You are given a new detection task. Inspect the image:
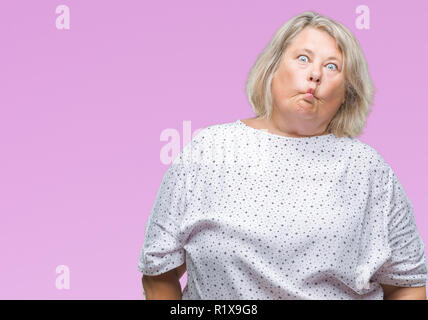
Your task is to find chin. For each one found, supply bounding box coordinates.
[295,102,317,115]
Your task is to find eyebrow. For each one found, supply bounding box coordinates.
[298,48,341,62]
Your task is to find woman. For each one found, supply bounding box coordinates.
[138,11,427,300]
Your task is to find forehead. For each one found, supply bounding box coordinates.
[287,27,342,58]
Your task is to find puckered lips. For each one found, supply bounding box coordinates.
[303,88,316,103]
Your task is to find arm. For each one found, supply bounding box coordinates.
[142,262,187,300]
[381,283,427,300]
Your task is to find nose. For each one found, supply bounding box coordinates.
[309,75,320,82]
[309,73,320,83]
[308,66,321,83]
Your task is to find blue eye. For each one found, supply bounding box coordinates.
[326,63,338,71]
[297,55,338,71]
[297,55,308,62]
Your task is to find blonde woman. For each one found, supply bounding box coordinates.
[138,11,427,300]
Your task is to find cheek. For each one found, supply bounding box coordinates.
[273,66,300,94]
[331,74,345,90]
[324,77,345,99]
[272,77,292,102]
[284,63,304,81]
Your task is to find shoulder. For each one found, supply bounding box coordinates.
[196,120,238,138]
[351,139,396,189]
[190,120,239,147]
[343,137,392,176]
[176,120,237,165]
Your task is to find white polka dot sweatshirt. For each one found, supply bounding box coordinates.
[138,119,427,300]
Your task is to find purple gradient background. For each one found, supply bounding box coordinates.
[0,0,427,299]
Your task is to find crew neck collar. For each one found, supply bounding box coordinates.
[236,119,335,141]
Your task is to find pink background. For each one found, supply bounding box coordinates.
[0,0,427,299]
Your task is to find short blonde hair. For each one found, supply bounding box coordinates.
[245,11,375,138]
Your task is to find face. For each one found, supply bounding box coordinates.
[270,26,346,136]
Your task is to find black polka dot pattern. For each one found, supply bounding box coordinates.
[138,119,427,300]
